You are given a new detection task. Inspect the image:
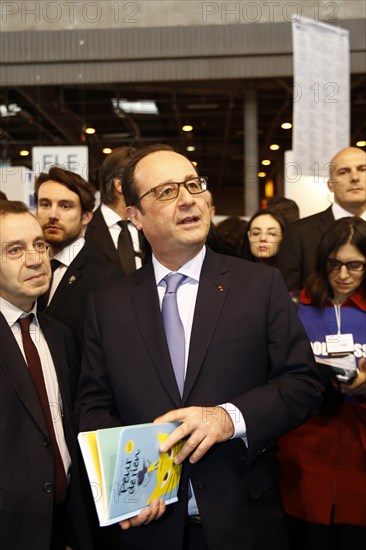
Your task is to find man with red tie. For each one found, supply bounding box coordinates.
[0,200,91,550]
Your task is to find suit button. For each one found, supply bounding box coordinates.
[43,482,53,494]
[43,438,50,448]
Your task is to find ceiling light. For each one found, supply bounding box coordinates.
[85,127,96,135]
[112,98,159,115]
[356,140,366,147]
[262,159,271,166]
[102,147,112,154]
[19,149,30,156]
[269,144,280,151]
[265,179,274,198]
[182,125,193,132]
[258,171,266,177]
[0,103,22,117]
[192,161,198,166]
[186,145,196,152]
[281,122,292,130]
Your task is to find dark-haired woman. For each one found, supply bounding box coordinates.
[277,216,366,550]
[241,209,286,267]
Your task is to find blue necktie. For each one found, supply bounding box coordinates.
[162,273,187,397]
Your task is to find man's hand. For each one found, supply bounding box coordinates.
[154,406,234,464]
[119,499,166,530]
[340,358,366,396]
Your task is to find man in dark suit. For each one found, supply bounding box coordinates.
[34,166,121,368]
[0,200,91,550]
[77,145,324,550]
[277,147,366,291]
[85,146,150,272]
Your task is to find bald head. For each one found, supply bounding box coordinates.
[328,147,366,216]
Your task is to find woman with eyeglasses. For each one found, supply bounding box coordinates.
[240,209,286,267]
[277,216,366,550]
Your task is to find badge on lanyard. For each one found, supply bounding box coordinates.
[325,333,354,356]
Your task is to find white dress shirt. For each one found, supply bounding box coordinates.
[332,202,366,221]
[48,236,85,303]
[0,296,71,477]
[101,203,142,269]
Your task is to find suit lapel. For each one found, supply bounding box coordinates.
[317,206,334,233]
[130,264,182,406]
[39,315,70,408]
[183,250,231,402]
[47,245,88,313]
[0,313,49,434]
[87,207,120,265]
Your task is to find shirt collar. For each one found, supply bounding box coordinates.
[0,296,39,328]
[332,202,366,221]
[153,246,206,286]
[52,237,85,267]
[299,287,366,312]
[101,203,124,228]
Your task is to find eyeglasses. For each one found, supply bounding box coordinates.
[2,241,49,260]
[327,259,366,273]
[134,176,208,204]
[248,230,282,240]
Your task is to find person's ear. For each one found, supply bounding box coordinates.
[82,210,93,226]
[113,178,123,195]
[126,205,142,231]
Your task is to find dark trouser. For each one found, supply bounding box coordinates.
[183,516,209,550]
[50,502,67,550]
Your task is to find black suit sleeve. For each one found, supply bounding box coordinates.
[277,222,305,291]
[231,269,324,465]
[76,293,122,431]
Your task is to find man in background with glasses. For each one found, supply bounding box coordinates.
[77,144,324,550]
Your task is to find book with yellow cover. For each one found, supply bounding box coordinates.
[78,422,183,526]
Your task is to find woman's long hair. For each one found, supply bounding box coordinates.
[305,217,366,306]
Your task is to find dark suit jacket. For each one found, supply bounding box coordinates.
[0,312,92,550]
[44,242,122,372]
[277,206,335,291]
[85,207,121,267]
[77,249,324,550]
[85,206,150,271]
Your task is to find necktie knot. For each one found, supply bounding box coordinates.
[18,314,33,334]
[117,219,129,230]
[50,259,61,273]
[164,273,186,294]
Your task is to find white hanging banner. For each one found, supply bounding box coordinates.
[32,146,88,179]
[292,17,350,179]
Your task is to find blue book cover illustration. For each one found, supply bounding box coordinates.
[78,422,183,526]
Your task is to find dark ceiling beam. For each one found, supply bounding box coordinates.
[15,86,83,144]
[217,96,235,190]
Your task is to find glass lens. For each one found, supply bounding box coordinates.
[327,259,365,272]
[186,177,205,193]
[346,261,365,272]
[154,183,179,201]
[154,177,207,201]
